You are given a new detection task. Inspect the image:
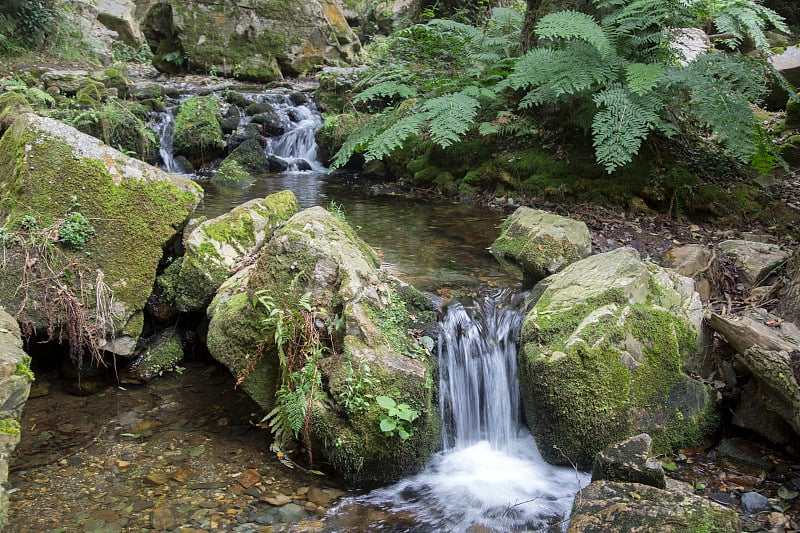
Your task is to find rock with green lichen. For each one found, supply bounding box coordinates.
[211,158,255,189]
[140,0,361,81]
[491,207,592,284]
[0,92,34,135]
[130,327,185,379]
[207,206,441,485]
[164,190,299,313]
[518,247,716,469]
[0,306,33,530]
[173,95,225,166]
[0,113,202,356]
[592,433,666,489]
[567,479,740,532]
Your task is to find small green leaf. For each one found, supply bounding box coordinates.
[661,457,677,471]
[778,488,799,500]
[380,417,397,433]
[376,395,396,409]
[398,427,411,440]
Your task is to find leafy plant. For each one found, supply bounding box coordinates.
[376,395,419,440]
[331,0,788,174]
[58,211,95,251]
[111,41,153,63]
[336,360,375,415]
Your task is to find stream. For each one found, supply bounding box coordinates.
[10,83,793,533]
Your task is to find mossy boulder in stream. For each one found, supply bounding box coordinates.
[490,207,592,284]
[518,247,716,469]
[160,190,299,313]
[0,114,202,356]
[207,206,441,485]
[173,95,225,166]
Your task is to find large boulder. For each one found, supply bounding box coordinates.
[0,307,33,530]
[141,0,361,81]
[568,479,740,532]
[0,114,202,356]
[490,207,592,284]
[207,206,441,485]
[159,190,299,313]
[518,247,716,469]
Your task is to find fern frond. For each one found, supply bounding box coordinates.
[329,113,385,169]
[626,62,665,96]
[354,82,418,104]
[536,11,614,59]
[511,44,621,107]
[364,113,427,162]
[592,84,663,172]
[710,1,787,53]
[422,92,481,148]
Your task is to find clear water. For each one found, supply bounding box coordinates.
[155,89,588,531]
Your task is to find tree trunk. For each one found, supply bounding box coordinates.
[520,0,542,53]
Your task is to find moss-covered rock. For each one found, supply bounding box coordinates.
[0,114,202,355]
[0,92,34,136]
[167,190,299,313]
[211,159,255,188]
[518,247,715,469]
[490,207,592,284]
[568,480,740,532]
[206,206,440,485]
[173,95,225,166]
[0,307,33,530]
[223,138,271,175]
[141,0,361,81]
[130,327,185,379]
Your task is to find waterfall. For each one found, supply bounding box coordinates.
[326,290,590,532]
[262,94,325,172]
[153,111,180,173]
[438,291,523,450]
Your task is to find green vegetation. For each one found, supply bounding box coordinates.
[0,417,21,436]
[376,395,420,440]
[58,212,95,251]
[330,0,790,176]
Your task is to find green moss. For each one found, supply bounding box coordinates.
[521,285,711,467]
[212,159,255,188]
[0,417,21,436]
[0,117,200,338]
[173,95,225,164]
[14,355,35,382]
[133,329,184,378]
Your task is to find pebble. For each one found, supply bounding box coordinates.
[741,491,771,514]
[262,493,292,506]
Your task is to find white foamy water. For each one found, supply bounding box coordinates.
[326,291,589,532]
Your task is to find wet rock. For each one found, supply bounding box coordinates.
[221,106,241,133]
[144,472,170,485]
[267,154,290,171]
[252,110,285,137]
[741,491,771,514]
[518,247,712,468]
[263,493,292,506]
[0,307,33,530]
[150,504,179,530]
[592,434,666,489]
[715,438,777,473]
[717,239,788,287]
[173,95,226,165]
[237,468,262,489]
[490,207,591,284]
[306,486,345,507]
[223,138,271,175]
[207,207,441,485]
[290,92,308,105]
[128,82,165,101]
[278,502,307,522]
[211,158,256,189]
[160,190,298,313]
[568,479,740,532]
[0,114,202,355]
[130,327,185,379]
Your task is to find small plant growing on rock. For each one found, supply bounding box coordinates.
[376,395,418,440]
[58,212,95,250]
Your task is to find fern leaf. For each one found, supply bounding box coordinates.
[536,10,614,59]
[422,92,481,148]
[592,84,662,172]
[353,82,418,104]
[364,113,427,162]
[626,62,664,96]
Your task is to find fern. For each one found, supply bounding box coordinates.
[354,81,418,105]
[423,92,481,147]
[625,62,665,96]
[592,84,663,171]
[536,11,615,58]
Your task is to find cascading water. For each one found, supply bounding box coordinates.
[263,94,325,172]
[152,110,180,173]
[327,290,589,532]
